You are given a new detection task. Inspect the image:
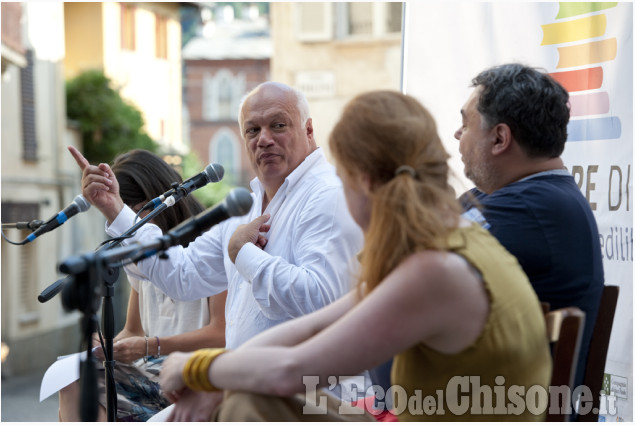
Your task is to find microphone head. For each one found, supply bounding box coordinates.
[225,187,253,217]
[74,195,91,212]
[205,163,225,183]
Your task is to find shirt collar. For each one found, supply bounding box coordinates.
[517,168,570,183]
[249,147,325,198]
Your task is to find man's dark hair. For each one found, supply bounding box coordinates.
[472,63,570,158]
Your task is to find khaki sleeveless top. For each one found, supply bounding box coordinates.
[391,224,551,421]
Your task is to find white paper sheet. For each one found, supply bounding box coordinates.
[39,351,86,402]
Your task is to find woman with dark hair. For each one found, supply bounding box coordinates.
[159,91,551,421]
[113,149,203,243]
[59,149,227,421]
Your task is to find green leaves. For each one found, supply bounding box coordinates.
[66,70,158,164]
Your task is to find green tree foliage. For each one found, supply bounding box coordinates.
[66,70,158,165]
[182,152,235,208]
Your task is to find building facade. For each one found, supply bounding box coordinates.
[183,11,270,187]
[1,2,105,376]
[270,2,403,158]
[64,2,185,155]
[1,1,190,376]
[182,2,402,183]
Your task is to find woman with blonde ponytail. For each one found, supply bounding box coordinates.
[159,91,551,421]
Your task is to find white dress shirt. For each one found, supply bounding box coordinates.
[106,148,364,349]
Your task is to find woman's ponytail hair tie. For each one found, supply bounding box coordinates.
[394,165,417,179]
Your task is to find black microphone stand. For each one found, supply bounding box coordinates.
[58,247,105,421]
[62,257,101,421]
[54,185,249,421]
[47,201,176,422]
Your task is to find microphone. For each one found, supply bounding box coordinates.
[25,195,91,243]
[58,188,253,275]
[1,220,44,230]
[137,163,225,215]
[176,163,224,198]
[167,187,252,246]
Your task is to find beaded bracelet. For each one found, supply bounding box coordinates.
[155,336,160,357]
[182,348,228,392]
[144,336,149,363]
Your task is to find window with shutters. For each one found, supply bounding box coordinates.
[17,237,38,324]
[217,80,232,119]
[295,3,333,42]
[202,70,245,122]
[20,50,37,162]
[1,202,40,324]
[296,3,402,42]
[209,128,239,183]
[348,3,373,36]
[386,2,403,34]
[121,4,136,51]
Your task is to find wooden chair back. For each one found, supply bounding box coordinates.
[541,301,551,316]
[576,285,619,422]
[545,307,585,422]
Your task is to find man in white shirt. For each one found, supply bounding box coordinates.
[69,82,365,420]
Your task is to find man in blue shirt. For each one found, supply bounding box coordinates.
[456,63,604,393]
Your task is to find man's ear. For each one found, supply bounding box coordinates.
[491,123,512,156]
[305,117,314,137]
[305,118,317,149]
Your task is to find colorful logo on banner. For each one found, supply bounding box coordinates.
[541,2,621,142]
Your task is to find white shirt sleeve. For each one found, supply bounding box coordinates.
[106,205,228,301]
[235,185,362,320]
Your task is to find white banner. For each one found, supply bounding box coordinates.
[403,2,632,421]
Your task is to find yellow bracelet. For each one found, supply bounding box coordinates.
[185,353,210,390]
[193,353,212,390]
[190,348,226,391]
[182,348,228,392]
[183,353,205,390]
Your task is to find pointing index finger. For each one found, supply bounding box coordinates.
[67,146,90,171]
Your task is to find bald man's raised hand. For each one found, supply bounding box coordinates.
[68,146,124,223]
